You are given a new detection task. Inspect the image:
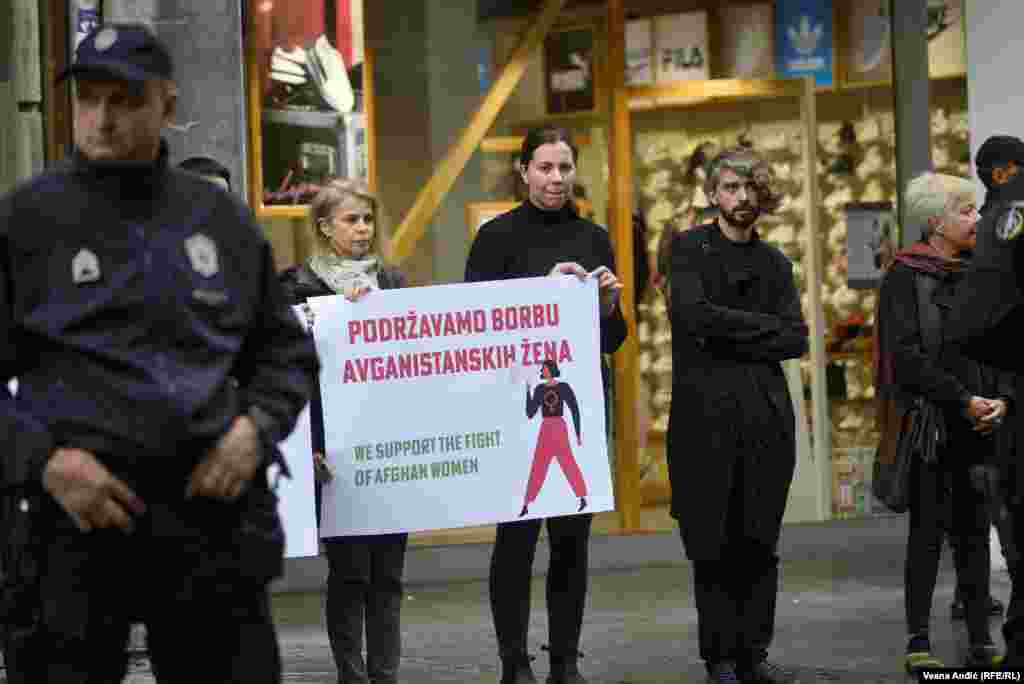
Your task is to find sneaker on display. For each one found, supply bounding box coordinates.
[307,35,354,113]
[271,47,308,85]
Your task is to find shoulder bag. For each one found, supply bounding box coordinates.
[872,273,948,512]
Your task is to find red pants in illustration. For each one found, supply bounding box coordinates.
[524,417,588,505]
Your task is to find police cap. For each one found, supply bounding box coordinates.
[56,23,173,84]
[976,135,1024,176]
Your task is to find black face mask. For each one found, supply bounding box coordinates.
[1000,170,1024,201]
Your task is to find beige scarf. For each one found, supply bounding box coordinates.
[308,253,380,294]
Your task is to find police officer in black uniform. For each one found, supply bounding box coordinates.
[0,24,317,683]
[949,157,1024,669]
[945,135,1024,624]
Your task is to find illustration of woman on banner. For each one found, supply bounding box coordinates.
[521,359,588,517]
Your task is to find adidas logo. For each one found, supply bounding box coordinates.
[787,15,822,57]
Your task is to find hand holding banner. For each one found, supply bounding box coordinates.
[309,276,615,536]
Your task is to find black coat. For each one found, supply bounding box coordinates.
[278,261,407,456]
[878,261,1015,463]
[949,174,1024,373]
[667,222,808,561]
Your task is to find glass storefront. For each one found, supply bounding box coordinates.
[43,0,973,539]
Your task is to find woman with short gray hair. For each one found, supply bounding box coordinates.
[876,172,1012,671]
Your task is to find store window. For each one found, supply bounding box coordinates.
[247,0,368,213]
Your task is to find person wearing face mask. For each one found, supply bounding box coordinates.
[667,148,808,684]
[465,126,627,684]
[876,172,1014,671]
[278,179,409,684]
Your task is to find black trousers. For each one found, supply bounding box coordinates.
[324,534,408,684]
[489,513,593,665]
[2,486,283,684]
[905,455,991,647]
[684,458,780,669]
[1002,499,1024,666]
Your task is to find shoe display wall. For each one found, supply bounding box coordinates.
[598,86,972,503]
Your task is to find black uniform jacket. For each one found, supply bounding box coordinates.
[948,174,1024,374]
[0,144,318,491]
[667,221,808,560]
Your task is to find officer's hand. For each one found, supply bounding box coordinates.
[43,448,146,533]
[186,415,262,501]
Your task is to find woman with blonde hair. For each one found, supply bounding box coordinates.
[876,172,1013,671]
[279,178,409,684]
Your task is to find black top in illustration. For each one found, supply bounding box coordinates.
[526,372,581,441]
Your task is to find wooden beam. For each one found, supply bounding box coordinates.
[608,0,641,533]
[43,0,72,164]
[799,74,831,522]
[390,0,569,262]
[481,133,592,154]
[627,77,806,104]
[640,480,671,506]
[244,5,266,216]
[364,43,377,194]
[258,205,311,220]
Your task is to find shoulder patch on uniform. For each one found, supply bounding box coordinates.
[72,248,101,284]
[997,202,1024,242]
[185,233,219,278]
[94,27,118,52]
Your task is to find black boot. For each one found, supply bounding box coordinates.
[546,650,587,684]
[738,660,796,684]
[706,661,739,684]
[500,655,537,684]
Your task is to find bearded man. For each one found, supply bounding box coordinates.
[667,148,808,684]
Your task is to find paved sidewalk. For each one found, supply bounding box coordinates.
[104,515,1014,683]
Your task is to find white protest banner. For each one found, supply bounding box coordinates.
[273,404,320,558]
[271,299,320,559]
[310,276,614,536]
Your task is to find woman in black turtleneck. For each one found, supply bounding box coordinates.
[465,126,627,684]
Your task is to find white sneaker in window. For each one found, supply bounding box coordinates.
[271,46,309,84]
[307,35,354,113]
